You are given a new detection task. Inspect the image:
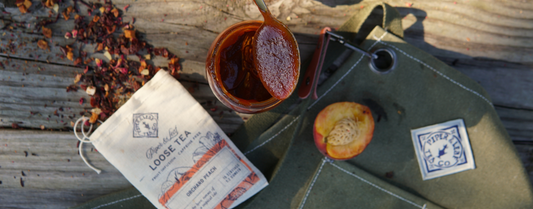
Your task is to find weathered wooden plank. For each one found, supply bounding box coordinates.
[434,56,533,110]
[0,130,130,208]
[0,14,75,65]
[495,106,533,142]
[0,188,125,209]
[0,57,89,130]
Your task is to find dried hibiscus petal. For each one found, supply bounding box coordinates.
[74,57,82,65]
[168,57,181,76]
[78,29,85,39]
[72,29,78,38]
[66,85,78,92]
[62,11,69,20]
[42,27,52,38]
[113,47,120,55]
[44,0,55,8]
[64,45,75,61]
[106,25,116,34]
[120,45,129,55]
[162,48,170,58]
[132,81,141,91]
[16,0,31,14]
[117,67,128,74]
[23,0,31,9]
[67,51,74,61]
[37,40,49,50]
[138,60,147,72]
[63,6,73,20]
[96,43,104,51]
[90,97,97,107]
[95,58,103,67]
[18,5,28,14]
[89,112,99,123]
[124,29,135,40]
[99,112,108,121]
[74,74,82,83]
[111,8,119,17]
[84,58,94,65]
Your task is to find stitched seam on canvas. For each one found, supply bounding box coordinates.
[244,116,300,156]
[307,32,388,110]
[329,162,423,209]
[92,194,143,209]
[298,158,327,209]
[375,34,492,106]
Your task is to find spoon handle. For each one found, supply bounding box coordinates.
[254,0,268,13]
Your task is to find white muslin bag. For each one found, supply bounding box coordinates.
[87,70,268,209]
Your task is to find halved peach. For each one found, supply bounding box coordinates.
[313,102,374,160]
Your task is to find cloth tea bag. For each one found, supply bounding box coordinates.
[83,70,268,209]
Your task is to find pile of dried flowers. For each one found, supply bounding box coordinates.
[35,0,181,124]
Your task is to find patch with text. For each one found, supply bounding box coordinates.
[411,119,475,180]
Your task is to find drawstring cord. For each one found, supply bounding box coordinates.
[74,117,102,174]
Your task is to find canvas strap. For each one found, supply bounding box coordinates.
[338,2,404,40]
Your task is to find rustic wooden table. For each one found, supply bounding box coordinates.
[0,0,532,208]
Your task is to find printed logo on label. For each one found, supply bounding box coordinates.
[418,126,466,172]
[411,119,475,180]
[133,113,158,138]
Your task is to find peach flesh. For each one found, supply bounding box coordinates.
[313,102,375,160]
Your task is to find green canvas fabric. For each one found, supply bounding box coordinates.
[338,2,403,40]
[73,3,533,209]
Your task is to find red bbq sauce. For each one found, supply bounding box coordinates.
[216,28,272,103]
[253,12,300,100]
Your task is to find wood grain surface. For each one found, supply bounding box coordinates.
[0,0,532,208]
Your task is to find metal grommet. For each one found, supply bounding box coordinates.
[369,48,397,74]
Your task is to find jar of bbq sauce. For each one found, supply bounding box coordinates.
[206,20,287,113]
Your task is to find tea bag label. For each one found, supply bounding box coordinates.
[89,70,268,209]
[411,119,475,180]
[161,141,256,209]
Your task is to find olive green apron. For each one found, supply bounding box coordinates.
[73,3,533,209]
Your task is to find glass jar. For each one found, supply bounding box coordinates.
[206,21,283,114]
